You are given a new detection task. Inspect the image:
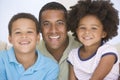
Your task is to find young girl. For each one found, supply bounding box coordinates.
[67,0,119,80]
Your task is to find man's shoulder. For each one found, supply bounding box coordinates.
[36,40,46,49]
[68,33,81,48]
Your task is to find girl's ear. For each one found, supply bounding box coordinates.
[102,31,107,38]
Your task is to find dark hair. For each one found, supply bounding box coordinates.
[8,13,39,35]
[68,0,119,42]
[39,2,69,31]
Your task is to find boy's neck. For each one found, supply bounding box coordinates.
[15,52,37,70]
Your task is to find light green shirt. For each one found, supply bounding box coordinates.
[37,34,81,80]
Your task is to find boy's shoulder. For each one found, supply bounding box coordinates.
[37,50,58,66]
[0,47,13,58]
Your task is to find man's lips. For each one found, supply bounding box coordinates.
[49,35,60,39]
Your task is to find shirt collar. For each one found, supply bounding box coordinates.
[8,47,41,72]
[8,47,19,64]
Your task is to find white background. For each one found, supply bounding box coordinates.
[0,0,120,45]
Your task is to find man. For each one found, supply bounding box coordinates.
[37,2,81,80]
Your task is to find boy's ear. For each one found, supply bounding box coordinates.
[8,35,12,44]
[37,34,40,43]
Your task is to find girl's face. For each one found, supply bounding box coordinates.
[76,15,107,47]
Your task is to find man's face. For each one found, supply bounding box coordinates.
[40,10,68,50]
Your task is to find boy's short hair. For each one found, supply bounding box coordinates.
[8,13,39,35]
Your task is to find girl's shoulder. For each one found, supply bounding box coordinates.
[98,43,117,52]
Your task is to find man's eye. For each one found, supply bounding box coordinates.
[56,21,65,26]
[42,22,51,27]
[44,23,49,26]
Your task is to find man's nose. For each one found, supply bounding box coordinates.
[50,25,58,33]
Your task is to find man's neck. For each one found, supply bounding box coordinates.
[46,38,69,62]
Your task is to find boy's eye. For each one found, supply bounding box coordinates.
[15,32,21,34]
[27,31,33,33]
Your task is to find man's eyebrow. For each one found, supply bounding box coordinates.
[41,20,49,23]
[56,20,66,22]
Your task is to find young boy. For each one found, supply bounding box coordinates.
[0,13,59,80]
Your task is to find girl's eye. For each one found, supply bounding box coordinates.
[78,26,86,30]
[91,26,98,30]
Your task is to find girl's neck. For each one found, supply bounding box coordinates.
[80,42,102,59]
[82,41,102,53]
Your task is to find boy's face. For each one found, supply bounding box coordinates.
[40,10,68,50]
[9,18,40,54]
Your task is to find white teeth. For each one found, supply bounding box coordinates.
[49,36,60,39]
[20,41,30,45]
[84,37,92,40]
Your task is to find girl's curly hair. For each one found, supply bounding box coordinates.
[68,0,119,42]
